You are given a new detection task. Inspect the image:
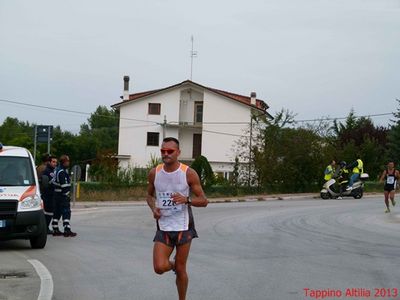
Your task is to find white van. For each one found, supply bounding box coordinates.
[0,143,47,248]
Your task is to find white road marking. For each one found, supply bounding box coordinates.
[28,259,54,300]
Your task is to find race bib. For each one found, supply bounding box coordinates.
[387,176,395,185]
[156,192,182,213]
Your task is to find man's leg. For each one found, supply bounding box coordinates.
[384,191,390,212]
[62,200,77,237]
[52,197,62,235]
[390,190,396,206]
[175,242,192,300]
[43,197,53,229]
[153,241,174,275]
[348,174,357,187]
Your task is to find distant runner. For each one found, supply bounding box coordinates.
[379,161,399,213]
[147,137,208,300]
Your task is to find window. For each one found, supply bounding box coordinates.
[0,157,35,186]
[194,102,203,123]
[192,134,202,158]
[148,103,161,115]
[147,132,160,146]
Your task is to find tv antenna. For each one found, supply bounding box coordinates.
[190,35,198,80]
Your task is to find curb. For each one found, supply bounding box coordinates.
[71,193,382,210]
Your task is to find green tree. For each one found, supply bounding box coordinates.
[236,109,334,192]
[388,99,400,165]
[0,117,34,149]
[77,106,119,162]
[332,109,388,179]
[190,155,215,188]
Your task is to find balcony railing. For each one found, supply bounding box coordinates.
[166,121,202,128]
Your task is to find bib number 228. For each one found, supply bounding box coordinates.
[162,199,176,207]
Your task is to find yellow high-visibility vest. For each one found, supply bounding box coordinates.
[324,165,333,181]
[352,159,364,174]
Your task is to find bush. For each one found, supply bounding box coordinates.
[190,155,215,188]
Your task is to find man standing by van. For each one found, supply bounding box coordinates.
[52,155,77,237]
[40,155,57,233]
[147,137,208,300]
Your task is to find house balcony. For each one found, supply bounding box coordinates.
[166,121,203,129]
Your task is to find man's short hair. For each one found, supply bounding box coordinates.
[41,153,50,163]
[49,155,57,161]
[162,137,180,148]
[59,155,70,164]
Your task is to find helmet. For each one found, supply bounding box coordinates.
[339,161,346,168]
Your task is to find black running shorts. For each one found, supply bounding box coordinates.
[153,228,198,247]
[384,185,395,192]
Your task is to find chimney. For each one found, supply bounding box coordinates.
[123,75,130,100]
[250,92,257,106]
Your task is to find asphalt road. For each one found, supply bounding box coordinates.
[1,197,400,300]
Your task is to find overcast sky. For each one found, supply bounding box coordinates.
[0,0,399,133]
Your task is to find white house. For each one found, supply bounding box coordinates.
[111,77,272,179]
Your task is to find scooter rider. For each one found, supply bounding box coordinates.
[40,155,57,234]
[52,155,77,237]
[346,157,364,191]
[336,161,350,199]
[324,160,336,181]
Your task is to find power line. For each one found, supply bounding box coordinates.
[202,129,246,137]
[0,98,159,125]
[0,97,394,140]
[293,112,392,123]
[0,98,393,125]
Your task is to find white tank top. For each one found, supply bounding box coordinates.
[154,163,190,231]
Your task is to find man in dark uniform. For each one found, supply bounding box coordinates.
[40,155,57,234]
[52,155,77,237]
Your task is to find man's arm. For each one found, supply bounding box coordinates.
[41,174,50,190]
[379,170,386,183]
[147,168,161,219]
[59,171,71,197]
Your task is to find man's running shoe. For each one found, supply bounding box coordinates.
[337,196,343,200]
[392,200,396,207]
[385,208,391,213]
[346,186,352,191]
[52,228,63,236]
[63,229,77,237]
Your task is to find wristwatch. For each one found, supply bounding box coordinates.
[186,197,192,205]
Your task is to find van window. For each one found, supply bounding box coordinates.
[0,157,35,186]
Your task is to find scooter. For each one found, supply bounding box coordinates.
[320,173,369,199]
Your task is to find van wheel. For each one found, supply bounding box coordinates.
[30,214,47,249]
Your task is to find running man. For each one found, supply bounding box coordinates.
[147,137,208,300]
[379,161,399,213]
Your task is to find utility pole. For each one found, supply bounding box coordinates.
[248,111,253,187]
[47,125,51,154]
[190,35,197,80]
[162,115,167,139]
[33,125,37,163]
